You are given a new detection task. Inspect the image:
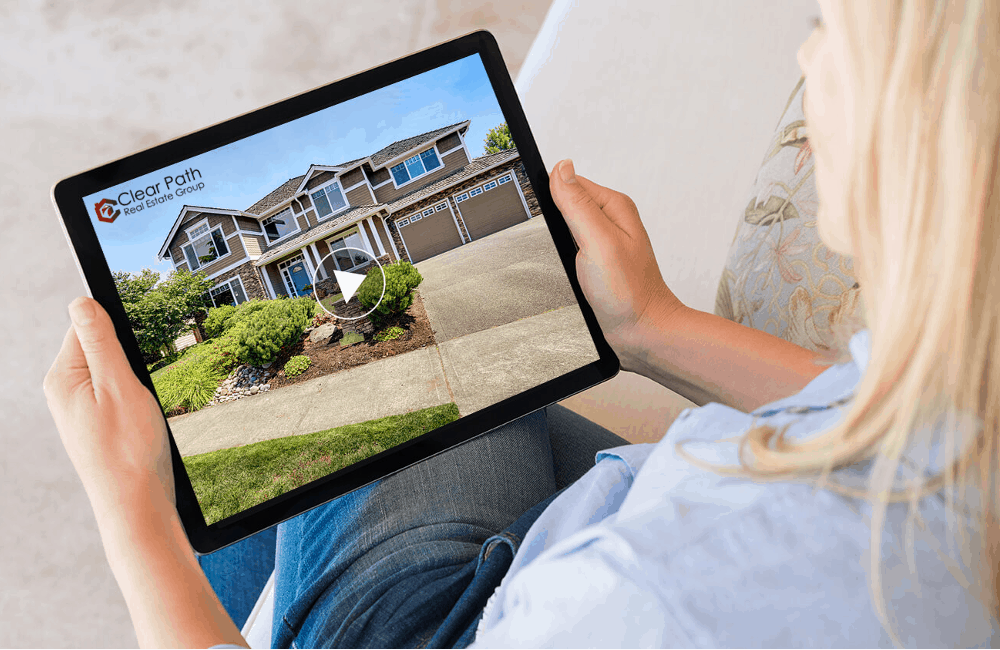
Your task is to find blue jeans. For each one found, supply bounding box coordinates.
[198,404,627,648]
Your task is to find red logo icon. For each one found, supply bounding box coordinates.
[94,198,120,223]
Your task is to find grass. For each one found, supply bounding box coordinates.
[318,293,344,312]
[183,402,461,525]
[150,342,227,414]
[340,331,365,347]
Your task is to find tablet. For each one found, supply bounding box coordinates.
[52,30,618,554]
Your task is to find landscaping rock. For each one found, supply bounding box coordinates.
[309,323,339,344]
[250,385,259,395]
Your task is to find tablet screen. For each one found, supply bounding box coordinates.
[81,53,600,526]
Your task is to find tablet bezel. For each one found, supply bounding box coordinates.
[51,30,619,555]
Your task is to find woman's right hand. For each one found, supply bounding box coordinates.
[549,159,686,373]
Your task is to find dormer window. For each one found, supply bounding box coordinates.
[182,221,229,271]
[311,182,348,219]
[389,148,442,187]
[262,208,297,244]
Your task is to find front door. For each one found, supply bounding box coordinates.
[279,255,312,296]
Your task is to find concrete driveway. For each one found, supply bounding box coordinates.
[415,217,580,342]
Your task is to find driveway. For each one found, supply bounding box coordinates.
[415,217,580,342]
[169,305,599,457]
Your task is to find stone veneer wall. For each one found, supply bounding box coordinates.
[382,218,412,264]
[512,162,542,217]
[229,260,268,301]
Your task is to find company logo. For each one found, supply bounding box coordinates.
[94,198,120,223]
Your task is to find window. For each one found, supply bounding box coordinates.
[262,208,297,243]
[208,277,247,307]
[497,174,511,185]
[483,180,498,191]
[187,222,209,239]
[410,213,422,222]
[311,182,348,219]
[455,193,469,203]
[397,217,410,227]
[326,229,370,271]
[389,148,442,186]
[422,208,435,217]
[435,202,448,211]
[469,187,483,197]
[182,225,229,271]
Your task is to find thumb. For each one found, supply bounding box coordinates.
[68,297,134,392]
[549,159,615,253]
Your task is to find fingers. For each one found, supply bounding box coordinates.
[549,160,617,253]
[549,160,642,250]
[67,297,134,393]
[43,324,89,403]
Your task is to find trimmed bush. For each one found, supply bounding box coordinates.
[374,326,405,342]
[234,299,315,367]
[202,305,237,339]
[284,355,311,377]
[357,261,422,329]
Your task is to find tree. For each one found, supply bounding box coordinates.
[113,268,215,359]
[483,122,514,154]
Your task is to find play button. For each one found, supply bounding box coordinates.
[333,269,366,303]
[310,246,386,322]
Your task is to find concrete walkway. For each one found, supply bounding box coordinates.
[169,304,599,457]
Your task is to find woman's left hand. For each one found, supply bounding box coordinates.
[44,296,175,511]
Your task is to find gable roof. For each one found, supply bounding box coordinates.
[246,175,306,215]
[369,121,469,168]
[156,205,247,260]
[253,204,387,267]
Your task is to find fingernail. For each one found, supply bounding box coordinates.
[559,159,576,184]
[69,297,95,326]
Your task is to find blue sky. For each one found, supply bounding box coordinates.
[84,54,505,277]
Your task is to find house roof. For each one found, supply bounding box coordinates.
[383,148,520,214]
[246,175,306,215]
[254,204,387,267]
[156,205,247,260]
[369,121,469,168]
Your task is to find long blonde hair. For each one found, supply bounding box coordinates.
[681,0,1000,642]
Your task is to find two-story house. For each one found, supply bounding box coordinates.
[155,120,540,308]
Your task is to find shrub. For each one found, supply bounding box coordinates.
[202,305,237,339]
[152,348,224,414]
[284,355,311,377]
[374,326,405,342]
[357,261,422,329]
[234,299,315,367]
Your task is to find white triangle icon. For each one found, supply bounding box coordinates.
[333,269,366,303]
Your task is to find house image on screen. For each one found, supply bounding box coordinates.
[156,120,540,308]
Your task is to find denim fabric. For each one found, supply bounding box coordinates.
[199,404,627,647]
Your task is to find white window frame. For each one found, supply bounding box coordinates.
[310,180,350,221]
[469,187,483,198]
[497,173,512,185]
[324,226,373,273]
[435,202,448,211]
[396,217,410,228]
[185,219,211,240]
[182,222,231,271]
[483,180,498,191]
[388,146,443,190]
[454,192,469,203]
[410,212,422,222]
[261,207,300,246]
[422,207,435,217]
[207,276,248,308]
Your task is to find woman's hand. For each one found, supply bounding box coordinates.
[44,296,175,511]
[549,159,685,373]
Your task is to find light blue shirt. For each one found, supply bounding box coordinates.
[472,330,995,647]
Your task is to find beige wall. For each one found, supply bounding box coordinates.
[371,148,469,203]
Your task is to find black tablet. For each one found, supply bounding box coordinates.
[52,30,618,554]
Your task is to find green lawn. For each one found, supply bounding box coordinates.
[183,402,461,525]
[318,293,344,312]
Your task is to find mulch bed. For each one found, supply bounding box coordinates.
[267,291,437,390]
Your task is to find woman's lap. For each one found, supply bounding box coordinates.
[198,404,627,647]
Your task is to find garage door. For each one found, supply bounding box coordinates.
[396,207,464,263]
[455,176,529,240]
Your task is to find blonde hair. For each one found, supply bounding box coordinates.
[680,0,1000,643]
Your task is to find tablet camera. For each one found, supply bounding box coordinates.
[310,246,386,321]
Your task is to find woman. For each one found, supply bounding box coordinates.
[44,0,1000,646]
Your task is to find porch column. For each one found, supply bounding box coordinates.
[309,242,327,279]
